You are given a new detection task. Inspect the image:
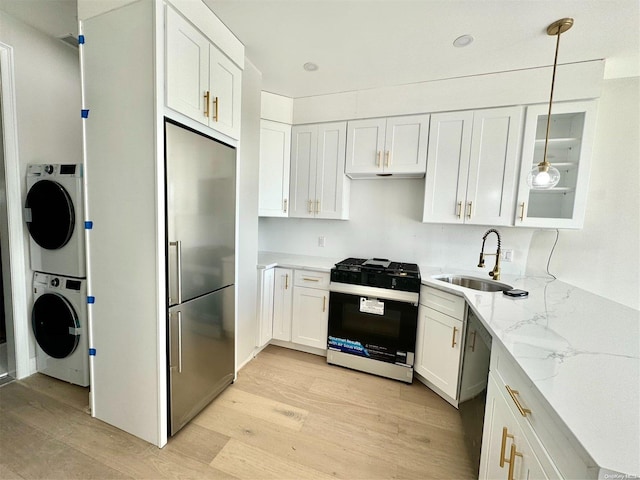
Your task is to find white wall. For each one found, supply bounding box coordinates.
[236,58,261,368]
[0,10,82,365]
[259,178,534,277]
[527,77,640,309]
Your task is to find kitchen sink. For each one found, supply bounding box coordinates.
[433,275,513,292]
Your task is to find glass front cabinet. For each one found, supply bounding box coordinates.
[515,100,598,229]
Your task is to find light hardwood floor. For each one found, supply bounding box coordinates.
[0,345,479,479]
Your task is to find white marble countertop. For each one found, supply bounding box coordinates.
[257,252,640,476]
[257,252,340,272]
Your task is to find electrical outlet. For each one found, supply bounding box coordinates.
[501,249,514,262]
[318,236,325,247]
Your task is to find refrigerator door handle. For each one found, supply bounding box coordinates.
[168,310,183,374]
[177,310,183,374]
[168,240,182,305]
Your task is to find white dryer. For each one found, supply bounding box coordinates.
[32,272,89,386]
[25,164,86,278]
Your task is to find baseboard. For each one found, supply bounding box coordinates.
[269,339,326,357]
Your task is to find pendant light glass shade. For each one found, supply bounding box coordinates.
[527,18,574,190]
[528,163,561,189]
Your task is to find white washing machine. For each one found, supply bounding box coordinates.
[25,163,86,278]
[32,272,90,386]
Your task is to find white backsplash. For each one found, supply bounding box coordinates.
[259,178,535,276]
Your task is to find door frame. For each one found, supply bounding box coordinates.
[1,41,30,379]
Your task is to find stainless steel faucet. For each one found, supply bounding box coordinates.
[478,228,501,281]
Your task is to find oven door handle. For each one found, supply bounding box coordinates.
[329,282,419,304]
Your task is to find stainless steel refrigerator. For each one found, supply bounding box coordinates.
[165,120,235,436]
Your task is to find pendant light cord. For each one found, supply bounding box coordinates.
[542,29,562,166]
[546,229,559,280]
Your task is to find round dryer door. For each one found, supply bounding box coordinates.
[32,293,81,359]
[25,179,75,250]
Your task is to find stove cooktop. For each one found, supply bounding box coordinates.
[334,257,420,276]
[331,257,421,292]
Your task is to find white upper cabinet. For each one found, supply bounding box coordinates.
[290,122,350,220]
[259,120,291,217]
[166,6,241,139]
[423,106,523,225]
[165,8,209,122]
[345,114,430,178]
[515,100,597,229]
[208,46,242,139]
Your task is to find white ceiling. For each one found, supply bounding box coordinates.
[0,0,78,38]
[2,0,638,99]
[205,0,640,98]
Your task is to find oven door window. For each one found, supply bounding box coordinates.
[328,292,417,365]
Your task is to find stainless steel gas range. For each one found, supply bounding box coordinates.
[327,258,421,383]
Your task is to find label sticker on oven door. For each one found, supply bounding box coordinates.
[360,297,384,315]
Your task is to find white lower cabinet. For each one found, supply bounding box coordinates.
[272,268,293,341]
[256,268,275,348]
[256,267,329,352]
[291,286,329,349]
[415,286,466,405]
[415,303,463,402]
[480,374,551,480]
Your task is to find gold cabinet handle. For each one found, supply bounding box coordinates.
[385,150,390,167]
[507,443,523,480]
[500,427,514,468]
[376,150,382,167]
[456,201,462,218]
[519,202,526,221]
[204,91,210,118]
[302,277,320,282]
[283,198,287,213]
[322,296,326,312]
[466,201,473,219]
[315,200,320,214]
[451,326,458,348]
[212,96,219,121]
[285,273,289,290]
[307,200,313,214]
[506,385,532,417]
[469,330,477,352]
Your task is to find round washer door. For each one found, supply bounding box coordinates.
[25,179,75,250]
[32,293,80,359]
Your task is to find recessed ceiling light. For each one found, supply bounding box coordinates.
[453,35,474,48]
[303,62,319,72]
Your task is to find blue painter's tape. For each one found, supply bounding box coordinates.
[81,109,90,118]
[78,35,85,45]
[84,221,93,230]
[89,348,96,356]
[87,296,95,304]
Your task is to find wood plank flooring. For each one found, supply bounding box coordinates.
[0,345,479,479]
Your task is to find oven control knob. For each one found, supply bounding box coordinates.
[50,278,60,287]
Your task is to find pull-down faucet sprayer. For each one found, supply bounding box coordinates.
[478,229,501,280]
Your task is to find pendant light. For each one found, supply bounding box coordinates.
[527,18,574,190]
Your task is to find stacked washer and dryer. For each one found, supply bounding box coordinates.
[25,164,89,386]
